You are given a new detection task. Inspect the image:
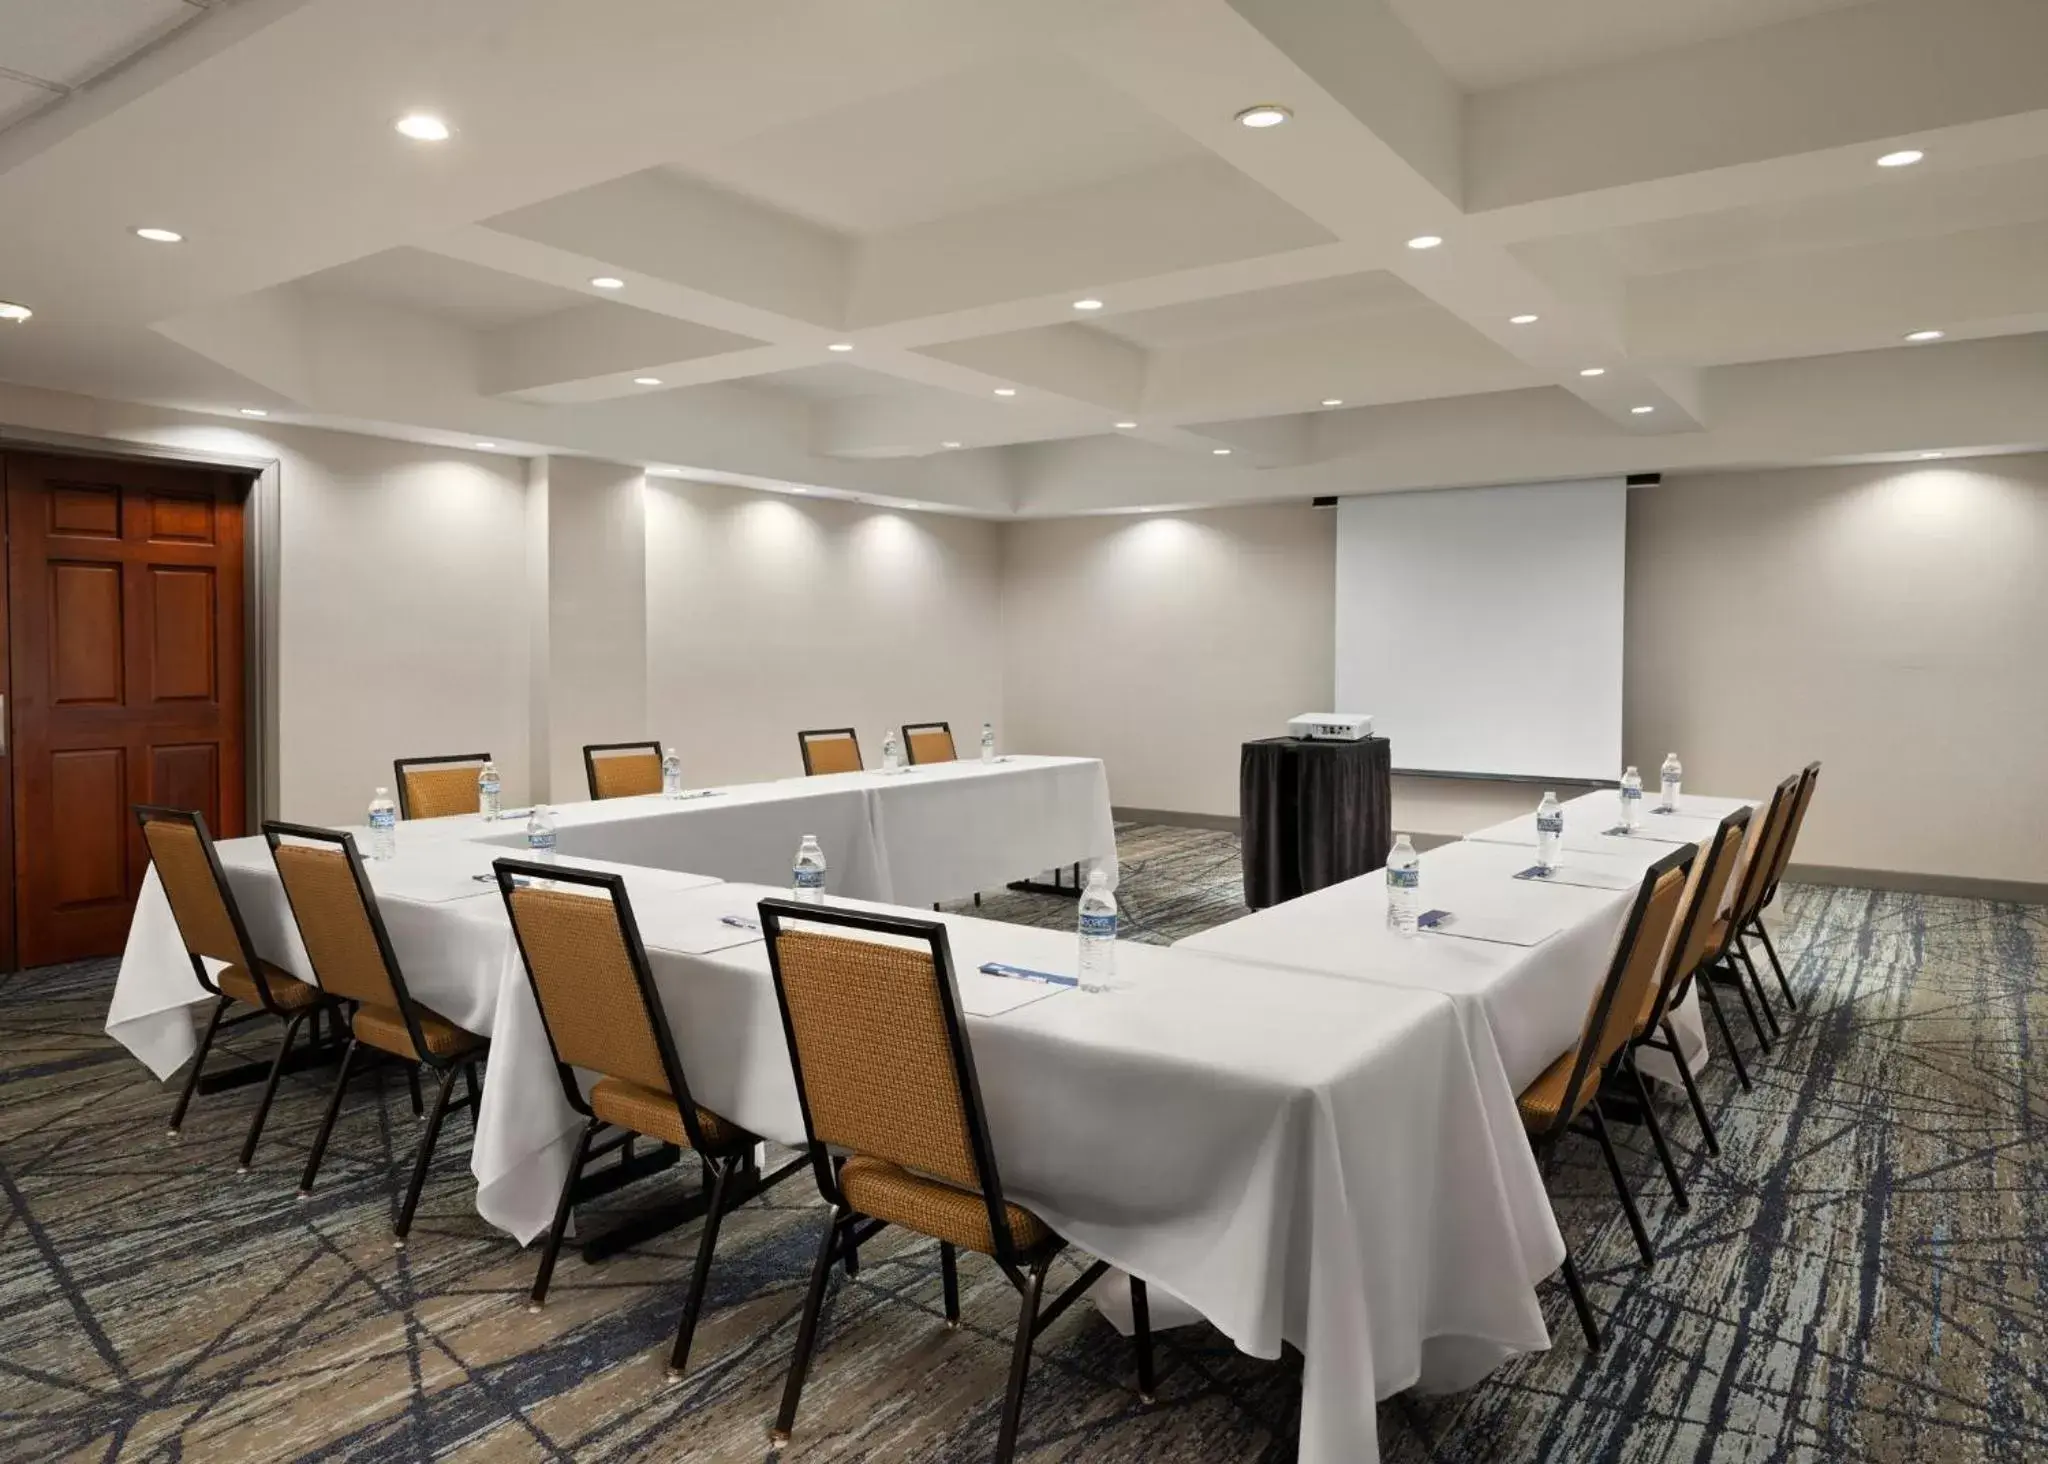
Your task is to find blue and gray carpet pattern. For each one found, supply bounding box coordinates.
[1,824,2042,1461]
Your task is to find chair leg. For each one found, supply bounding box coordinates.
[237,1010,310,1173]
[1659,1020,1721,1157]
[405,1064,425,1120]
[940,1241,960,1327]
[1559,1249,1601,1351]
[395,1064,461,1244]
[1587,1104,1655,1266]
[168,995,233,1137]
[994,1256,1051,1464]
[1131,1277,1156,1403]
[772,1208,846,1445]
[299,1036,362,1196]
[1719,958,1773,1054]
[1749,917,1799,1015]
[462,1061,482,1128]
[1626,1057,1690,1212]
[530,1118,600,1309]
[669,1154,736,1378]
[1735,937,1783,1041]
[1696,976,1753,1091]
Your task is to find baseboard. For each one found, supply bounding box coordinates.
[1789,862,2048,905]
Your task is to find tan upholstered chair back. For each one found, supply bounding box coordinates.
[1762,765,1819,893]
[799,729,863,776]
[1558,863,1687,1122]
[1641,815,1749,1029]
[505,885,670,1094]
[139,815,248,970]
[903,723,956,765]
[397,762,482,820]
[1728,776,1799,924]
[589,748,662,800]
[770,928,981,1192]
[271,842,401,1010]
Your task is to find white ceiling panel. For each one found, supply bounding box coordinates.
[0,0,198,89]
[0,71,57,131]
[1092,274,1425,351]
[301,248,587,331]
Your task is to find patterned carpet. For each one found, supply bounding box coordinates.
[2,825,2043,1462]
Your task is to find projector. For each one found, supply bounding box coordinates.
[1289,713,1373,742]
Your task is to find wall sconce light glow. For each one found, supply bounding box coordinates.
[827,342,854,352]
[239,407,268,417]
[942,441,962,449]
[394,113,451,142]
[1904,329,1944,342]
[1877,149,1924,168]
[633,376,662,386]
[134,227,183,243]
[1579,367,1606,377]
[1405,235,1443,250]
[0,301,31,323]
[1509,313,1539,325]
[1321,398,1343,407]
[1631,405,1655,415]
[1212,447,1232,455]
[993,387,1017,397]
[1072,298,1104,311]
[1236,104,1291,128]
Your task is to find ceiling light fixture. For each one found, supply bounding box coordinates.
[1236,104,1292,129]
[1919,451,1944,459]
[1114,421,1137,430]
[590,276,625,290]
[475,441,496,449]
[239,407,268,417]
[994,387,1016,397]
[0,300,32,323]
[633,376,662,386]
[1509,313,1539,325]
[1406,234,1443,250]
[1579,367,1606,377]
[1321,398,1343,407]
[1072,298,1104,311]
[942,441,962,448]
[1904,329,1944,342]
[1877,149,1924,168]
[134,227,183,243]
[1212,447,1232,455]
[395,113,451,142]
[1631,405,1655,415]
[827,341,854,352]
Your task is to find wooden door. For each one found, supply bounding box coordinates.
[5,453,247,968]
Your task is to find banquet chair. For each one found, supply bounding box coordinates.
[1629,807,1752,1162]
[759,899,1156,1461]
[135,805,342,1171]
[394,752,491,819]
[1519,845,1691,1348]
[1699,774,1802,1065]
[267,822,486,1240]
[798,727,863,776]
[495,859,797,1379]
[902,721,957,765]
[1743,761,1820,1015]
[584,740,664,800]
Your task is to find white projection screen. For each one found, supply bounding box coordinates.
[1334,479,1626,782]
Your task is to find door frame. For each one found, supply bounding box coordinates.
[0,427,280,970]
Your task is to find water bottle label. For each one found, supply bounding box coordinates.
[369,809,395,830]
[1080,912,1117,939]
[528,832,555,852]
[793,867,824,890]
[481,778,500,793]
[1388,868,1419,889]
[1537,813,1563,834]
[1622,787,1641,802]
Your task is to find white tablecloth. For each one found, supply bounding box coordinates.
[468,885,1562,1464]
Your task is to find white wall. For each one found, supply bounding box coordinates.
[540,457,648,798]
[643,478,1005,785]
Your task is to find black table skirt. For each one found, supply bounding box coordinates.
[1240,736,1393,910]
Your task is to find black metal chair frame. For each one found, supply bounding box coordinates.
[265,821,483,1240]
[582,740,664,801]
[1526,844,1693,1352]
[900,719,956,765]
[494,858,801,1379]
[796,727,863,776]
[391,752,491,819]
[1698,776,1802,1073]
[1743,761,1820,1016]
[136,804,343,1172]
[758,897,1155,1461]
[1628,807,1753,1163]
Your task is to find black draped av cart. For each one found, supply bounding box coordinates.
[1239,736,1393,910]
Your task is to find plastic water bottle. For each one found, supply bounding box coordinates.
[1659,752,1683,813]
[477,761,501,820]
[980,722,996,764]
[792,834,827,903]
[526,805,556,861]
[661,746,684,798]
[882,729,902,773]
[1077,869,1117,992]
[1620,767,1644,831]
[367,787,397,861]
[1385,834,1420,936]
[1535,791,1563,872]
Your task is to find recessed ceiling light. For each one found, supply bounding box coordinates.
[633,376,662,386]
[239,408,268,417]
[1321,398,1343,407]
[1579,367,1607,377]
[395,113,451,142]
[1631,405,1655,415]
[1406,235,1444,250]
[942,441,962,449]
[475,441,496,449]
[1072,298,1104,311]
[994,387,1017,397]
[590,277,625,290]
[1904,329,1944,342]
[0,300,32,323]
[1212,447,1232,456]
[1236,104,1292,129]
[791,487,809,494]
[1877,149,1924,168]
[1114,421,1137,430]
[134,227,183,244]
[1919,451,1944,459]
[1509,313,1539,325]
[827,342,854,352]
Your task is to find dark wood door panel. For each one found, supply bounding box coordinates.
[150,741,222,828]
[48,482,123,539]
[49,561,126,706]
[47,746,131,912]
[148,567,217,702]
